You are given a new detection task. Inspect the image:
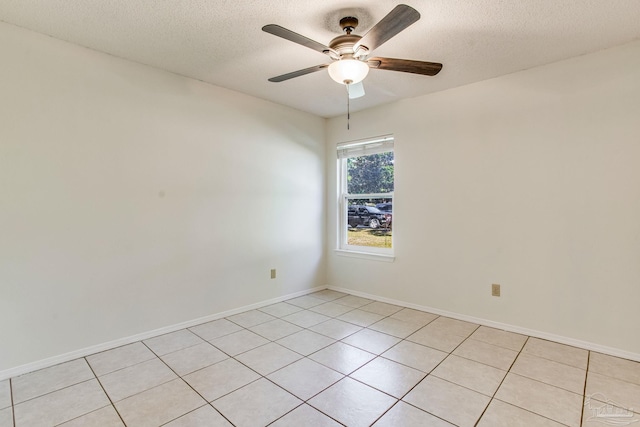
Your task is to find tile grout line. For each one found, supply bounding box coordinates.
[221,298,386,365]
[161,309,341,390]
[444,342,516,372]
[90,343,217,424]
[373,337,452,426]
[505,354,589,395]
[242,299,352,425]
[292,302,447,425]
[8,377,96,408]
[504,370,586,398]
[262,311,358,427]
[489,397,574,427]
[84,342,157,378]
[365,315,461,427]
[155,404,224,427]
[362,319,532,426]
[83,356,128,427]
[580,351,591,427]
[90,356,157,379]
[222,295,374,426]
[345,373,408,426]
[209,328,339,425]
[520,350,590,371]
[486,335,581,427]
[394,317,591,405]
[181,313,352,425]
[9,378,15,427]
[139,341,238,427]
[190,328,245,347]
[290,306,620,427]
[404,323,485,426]
[145,331,206,359]
[261,375,345,427]
[471,334,530,426]
[462,334,524,352]
[587,370,640,388]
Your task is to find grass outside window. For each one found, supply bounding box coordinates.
[347,228,392,248]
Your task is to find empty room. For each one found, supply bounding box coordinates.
[1,1,639,426]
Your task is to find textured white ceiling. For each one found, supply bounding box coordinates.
[2,0,640,118]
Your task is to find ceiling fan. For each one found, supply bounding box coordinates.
[262,4,442,99]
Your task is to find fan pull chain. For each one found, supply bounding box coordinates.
[346,83,350,130]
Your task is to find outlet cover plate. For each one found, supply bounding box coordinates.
[492,284,501,297]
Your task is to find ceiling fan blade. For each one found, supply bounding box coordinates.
[268,64,329,82]
[353,5,420,54]
[262,24,337,57]
[368,57,442,76]
[348,82,365,99]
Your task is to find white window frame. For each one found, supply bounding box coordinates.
[336,135,394,261]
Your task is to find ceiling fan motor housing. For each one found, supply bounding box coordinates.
[329,33,362,58]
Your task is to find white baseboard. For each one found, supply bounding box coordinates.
[0,286,326,381]
[328,285,640,363]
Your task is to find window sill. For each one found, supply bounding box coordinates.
[334,249,395,262]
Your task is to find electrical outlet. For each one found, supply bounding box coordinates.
[270,269,276,279]
[492,284,501,297]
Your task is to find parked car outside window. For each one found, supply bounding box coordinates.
[348,205,388,229]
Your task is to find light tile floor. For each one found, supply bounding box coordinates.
[2,289,639,427]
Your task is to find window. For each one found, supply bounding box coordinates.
[337,135,394,259]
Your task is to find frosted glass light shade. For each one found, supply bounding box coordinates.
[328,59,369,85]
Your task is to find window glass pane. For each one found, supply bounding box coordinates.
[338,136,394,255]
[346,197,392,248]
[347,152,394,194]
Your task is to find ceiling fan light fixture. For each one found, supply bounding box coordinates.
[328,59,369,85]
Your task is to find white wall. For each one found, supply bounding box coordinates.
[0,22,326,373]
[327,40,640,356]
